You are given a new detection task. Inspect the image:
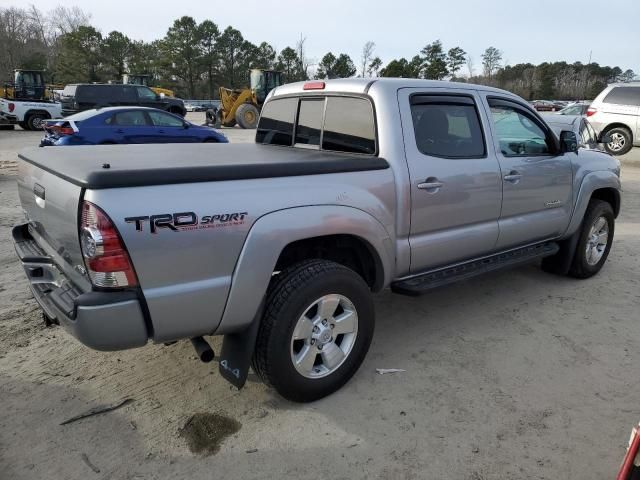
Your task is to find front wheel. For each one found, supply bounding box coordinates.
[252,260,375,402]
[604,127,633,156]
[568,199,615,278]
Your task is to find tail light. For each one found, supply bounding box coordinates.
[53,126,74,136]
[80,201,138,288]
[8,103,15,113]
[586,107,597,117]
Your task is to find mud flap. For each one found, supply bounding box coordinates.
[218,299,264,389]
[541,228,581,275]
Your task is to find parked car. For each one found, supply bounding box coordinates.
[40,107,227,146]
[541,113,605,151]
[184,103,197,112]
[60,84,186,118]
[13,78,621,402]
[587,82,640,155]
[557,102,591,116]
[532,100,558,111]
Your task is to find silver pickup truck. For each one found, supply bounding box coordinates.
[12,78,621,402]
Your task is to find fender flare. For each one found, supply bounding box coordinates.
[564,170,621,237]
[215,205,394,335]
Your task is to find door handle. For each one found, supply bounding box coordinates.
[417,178,444,193]
[503,171,522,183]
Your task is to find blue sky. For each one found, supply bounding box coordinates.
[11,0,640,73]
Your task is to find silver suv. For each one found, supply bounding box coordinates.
[588,82,640,155]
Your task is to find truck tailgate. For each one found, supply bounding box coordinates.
[16,157,90,291]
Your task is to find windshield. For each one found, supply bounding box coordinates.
[250,70,264,90]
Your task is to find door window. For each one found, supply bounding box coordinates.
[410,95,485,158]
[603,87,640,106]
[488,100,552,156]
[148,111,184,127]
[109,111,149,126]
[136,86,157,101]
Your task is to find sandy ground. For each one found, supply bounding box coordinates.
[1,116,639,479]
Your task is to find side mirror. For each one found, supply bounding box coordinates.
[183,121,190,129]
[560,130,578,153]
[599,134,612,144]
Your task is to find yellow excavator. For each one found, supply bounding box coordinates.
[217,69,284,129]
[122,74,175,98]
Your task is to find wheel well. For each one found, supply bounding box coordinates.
[591,188,621,217]
[602,122,633,138]
[25,109,51,119]
[275,234,384,291]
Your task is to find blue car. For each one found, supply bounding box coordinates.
[40,107,228,146]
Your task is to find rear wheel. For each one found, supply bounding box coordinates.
[235,103,260,129]
[26,113,48,131]
[604,127,632,156]
[252,260,375,402]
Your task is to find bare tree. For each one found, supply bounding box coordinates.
[295,34,310,80]
[360,41,375,77]
[466,54,474,78]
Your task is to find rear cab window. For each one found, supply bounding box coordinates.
[257,95,376,155]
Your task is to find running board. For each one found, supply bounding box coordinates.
[391,242,560,296]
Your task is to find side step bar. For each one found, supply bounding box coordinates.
[391,242,559,296]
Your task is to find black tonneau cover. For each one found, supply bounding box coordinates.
[18,143,389,189]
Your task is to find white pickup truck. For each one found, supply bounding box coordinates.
[0,97,62,130]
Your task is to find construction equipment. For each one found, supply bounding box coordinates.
[122,74,175,98]
[3,70,47,101]
[217,69,284,129]
[1,70,62,130]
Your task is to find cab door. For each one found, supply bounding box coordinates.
[399,88,502,273]
[483,96,573,249]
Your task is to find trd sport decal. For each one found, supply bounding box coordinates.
[125,211,248,234]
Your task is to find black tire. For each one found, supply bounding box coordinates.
[568,199,615,278]
[99,141,116,145]
[235,103,260,129]
[26,113,48,131]
[604,126,633,156]
[203,137,218,143]
[252,259,375,402]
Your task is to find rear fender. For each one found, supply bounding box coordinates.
[215,205,393,390]
[216,205,394,335]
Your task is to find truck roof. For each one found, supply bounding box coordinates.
[271,78,521,99]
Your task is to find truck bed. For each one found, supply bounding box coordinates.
[18,143,389,189]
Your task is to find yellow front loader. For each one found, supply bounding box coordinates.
[217,69,284,129]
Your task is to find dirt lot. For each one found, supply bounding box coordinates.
[1,117,639,479]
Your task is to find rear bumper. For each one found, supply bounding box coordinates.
[12,223,149,351]
[0,111,18,125]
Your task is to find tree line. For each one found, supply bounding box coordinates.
[1,5,636,100]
